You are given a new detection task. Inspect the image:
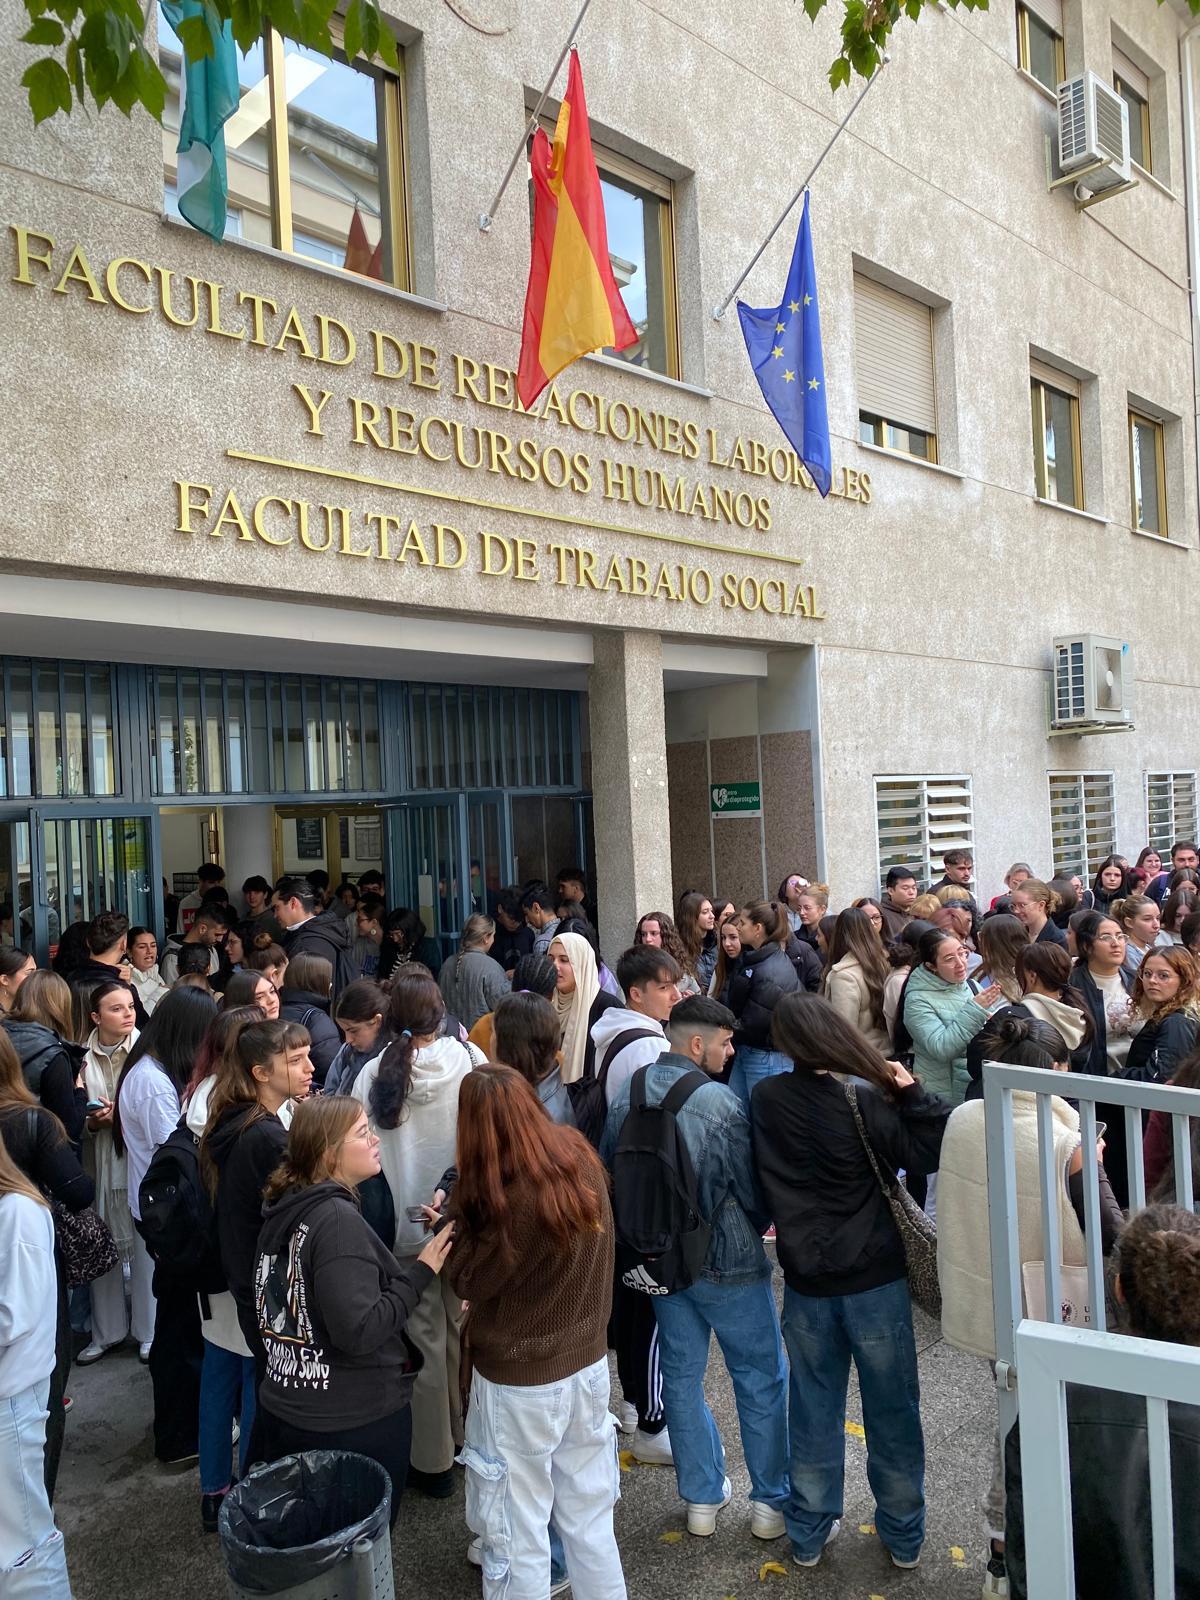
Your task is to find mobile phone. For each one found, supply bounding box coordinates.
[405,1205,429,1224]
[85,1100,106,1114]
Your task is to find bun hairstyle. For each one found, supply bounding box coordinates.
[888,917,936,969]
[1016,879,1061,916]
[1111,894,1154,932]
[368,973,445,1131]
[1116,1204,1200,1345]
[247,939,287,970]
[262,1095,364,1205]
[978,1014,1068,1070]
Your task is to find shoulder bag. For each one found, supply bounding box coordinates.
[843,1084,941,1317]
[24,1109,119,1287]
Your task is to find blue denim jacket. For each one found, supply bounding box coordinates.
[599,1052,771,1285]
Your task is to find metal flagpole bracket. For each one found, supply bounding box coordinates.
[711,53,890,320]
[479,0,595,230]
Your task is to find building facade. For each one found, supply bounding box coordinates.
[1,0,1197,959]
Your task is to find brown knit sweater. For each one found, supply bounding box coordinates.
[447,1166,614,1386]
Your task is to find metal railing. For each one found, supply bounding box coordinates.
[981,1063,1200,1597]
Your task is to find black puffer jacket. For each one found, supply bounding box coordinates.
[727,942,801,1049]
[1123,1008,1198,1084]
[784,934,823,994]
[0,1019,87,1148]
[278,988,342,1086]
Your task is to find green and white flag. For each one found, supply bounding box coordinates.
[162,0,239,241]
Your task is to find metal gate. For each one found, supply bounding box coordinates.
[982,1064,1200,1598]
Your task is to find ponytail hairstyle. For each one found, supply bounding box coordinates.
[1115,1204,1200,1343]
[1046,876,1079,925]
[201,1016,309,1189]
[368,973,445,1131]
[186,1004,264,1098]
[823,906,890,1029]
[741,899,790,948]
[262,1095,364,1205]
[456,915,496,979]
[1016,879,1061,917]
[1015,943,1091,1041]
[771,991,901,1100]
[978,1014,1069,1071]
[1111,894,1155,936]
[113,986,217,1155]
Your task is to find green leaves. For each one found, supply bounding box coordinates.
[21,56,72,123]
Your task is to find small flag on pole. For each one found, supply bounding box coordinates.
[162,0,239,242]
[344,207,384,280]
[517,52,638,410]
[736,193,831,497]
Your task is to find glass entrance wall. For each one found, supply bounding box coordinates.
[0,659,118,798]
[0,818,32,947]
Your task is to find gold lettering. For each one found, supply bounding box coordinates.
[628,558,650,596]
[338,513,373,558]
[484,430,516,478]
[350,397,387,449]
[453,353,485,402]
[370,330,409,380]
[541,385,569,426]
[274,307,315,359]
[485,362,515,411]
[213,489,252,541]
[237,291,277,346]
[547,542,572,584]
[513,538,539,581]
[568,389,596,432]
[603,556,629,593]
[104,257,153,314]
[479,532,513,577]
[294,384,333,437]
[175,481,212,533]
[297,502,337,552]
[204,280,244,340]
[52,245,106,304]
[315,313,355,366]
[252,496,294,546]
[435,525,467,569]
[516,437,542,484]
[859,471,873,505]
[363,512,402,560]
[602,459,630,502]
[11,225,54,285]
[386,406,418,455]
[411,342,440,391]
[706,429,730,469]
[577,548,600,590]
[681,420,700,461]
[156,268,201,328]
[418,415,452,462]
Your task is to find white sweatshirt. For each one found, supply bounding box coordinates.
[0,1193,56,1399]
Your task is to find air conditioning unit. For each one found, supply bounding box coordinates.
[1051,634,1134,732]
[1057,72,1132,195]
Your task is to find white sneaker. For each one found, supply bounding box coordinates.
[891,1550,921,1569]
[686,1475,732,1537]
[614,1401,638,1434]
[631,1427,673,1465]
[138,1342,152,1364]
[793,1518,841,1568]
[76,1342,113,1366]
[231,1420,241,1447]
[750,1501,787,1540]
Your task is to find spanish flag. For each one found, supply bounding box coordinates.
[517,53,638,410]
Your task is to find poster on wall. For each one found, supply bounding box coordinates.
[296,819,324,860]
[355,822,382,863]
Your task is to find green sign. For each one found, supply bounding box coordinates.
[711,782,761,819]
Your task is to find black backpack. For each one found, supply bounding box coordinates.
[136,1122,225,1293]
[569,1028,660,1147]
[611,1066,712,1296]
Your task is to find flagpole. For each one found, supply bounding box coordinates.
[479,0,595,231]
[711,55,889,321]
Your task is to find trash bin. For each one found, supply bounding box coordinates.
[219,1451,394,1600]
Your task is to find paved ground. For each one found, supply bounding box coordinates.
[56,1273,994,1600]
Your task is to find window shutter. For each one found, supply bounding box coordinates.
[1022,0,1063,35]
[1049,772,1116,877]
[875,774,973,893]
[854,276,938,436]
[1145,772,1197,854]
[1112,46,1148,100]
[1030,357,1079,399]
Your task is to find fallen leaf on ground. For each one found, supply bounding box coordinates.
[659,1531,683,1545]
[617,1451,634,1472]
[758,1560,789,1580]
[858,1522,876,1534]
[844,1420,866,1438]
[949,1546,965,1560]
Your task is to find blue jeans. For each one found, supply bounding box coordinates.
[199,1339,256,1495]
[549,1524,566,1586]
[781,1279,925,1563]
[728,1046,791,1114]
[653,1277,789,1509]
[0,1379,72,1599]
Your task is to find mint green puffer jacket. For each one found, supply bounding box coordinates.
[901,964,989,1105]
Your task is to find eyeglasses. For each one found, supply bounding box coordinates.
[1094,932,1125,944]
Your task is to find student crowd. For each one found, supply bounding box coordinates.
[1,847,1199,1600]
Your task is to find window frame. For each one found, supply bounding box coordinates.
[1030,371,1084,508]
[873,773,974,895]
[1128,409,1168,535]
[532,122,681,381]
[853,273,940,463]
[1145,772,1198,856]
[1113,71,1152,172]
[1016,2,1065,92]
[858,411,938,463]
[1048,771,1116,878]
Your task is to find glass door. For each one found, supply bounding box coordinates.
[30,809,158,962]
[386,797,468,968]
[0,816,33,951]
[465,791,511,919]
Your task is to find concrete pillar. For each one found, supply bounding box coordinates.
[588,630,673,965]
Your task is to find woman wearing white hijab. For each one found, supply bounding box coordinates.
[548,932,620,1085]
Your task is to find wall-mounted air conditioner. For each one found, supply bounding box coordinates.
[1057,72,1133,197]
[1050,635,1134,733]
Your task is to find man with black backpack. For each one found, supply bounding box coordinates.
[600,995,789,1542]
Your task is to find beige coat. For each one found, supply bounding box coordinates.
[937,1092,1085,1360]
[825,954,890,1053]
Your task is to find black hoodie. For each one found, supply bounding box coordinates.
[205,1103,289,1309]
[255,1180,432,1431]
[281,911,356,1001]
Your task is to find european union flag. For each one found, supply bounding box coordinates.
[737,192,831,497]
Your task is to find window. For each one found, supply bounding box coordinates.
[854,276,938,462]
[1016,0,1065,92]
[1030,359,1083,508]
[408,686,580,791]
[1048,772,1116,877]
[1129,410,1167,534]
[1113,48,1152,171]
[1146,772,1197,855]
[874,775,973,893]
[0,660,117,798]
[157,5,410,288]
[531,131,679,379]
